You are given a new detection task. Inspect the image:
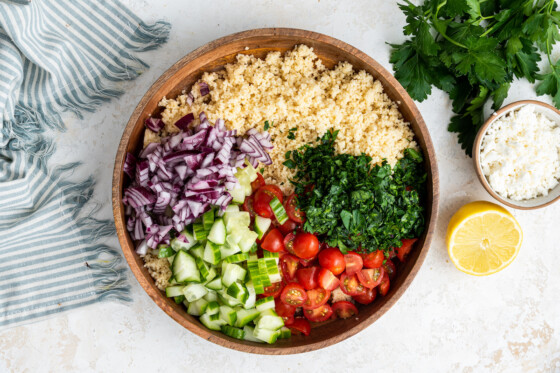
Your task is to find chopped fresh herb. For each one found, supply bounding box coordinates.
[390,0,560,156]
[260,167,265,174]
[287,127,298,140]
[285,130,426,254]
[264,120,273,131]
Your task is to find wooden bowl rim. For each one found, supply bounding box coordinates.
[112,27,439,354]
[473,99,560,210]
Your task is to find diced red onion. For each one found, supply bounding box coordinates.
[175,113,194,130]
[123,153,136,179]
[136,239,148,255]
[199,82,210,96]
[145,117,165,132]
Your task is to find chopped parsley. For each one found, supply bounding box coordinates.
[287,127,298,140]
[264,120,273,131]
[285,130,426,254]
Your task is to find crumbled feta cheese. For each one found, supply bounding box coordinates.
[480,104,560,201]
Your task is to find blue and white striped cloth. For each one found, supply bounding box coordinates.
[0,0,170,328]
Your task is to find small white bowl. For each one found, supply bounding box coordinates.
[473,100,560,210]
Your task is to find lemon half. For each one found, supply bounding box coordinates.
[446,201,523,276]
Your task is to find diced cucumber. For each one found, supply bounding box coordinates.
[174,295,185,304]
[255,296,275,312]
[200,313,225,331]
[187,298,208,316]
[203,290,219,303]
[222,263,247,287]
[205,277,223,291]
[208,218,226,245]
[269,197,288,224]
[203,209,215,232]
[265,258,282,284]
[254,216,271,239]
[205,301,220,315]
[189,243,205,259]
[167,255,176,265]
[172,251,200,283]
[182,299,190,308]
[234,308,260,328]
[262,251,279,260]
[238,230,258,253]
[192,223,207,241]
[243,280,256,309]
[243,325,264,343]
[236,172,252,196]
[221,325,245,340]
[257,259,272,287]
[243,160,258,182]
[250,243,258,253]
[165,286,184,298]
[279,327,292,339]
[227,282,248,303]
[224,253,249,263]
[170,230,196,251]
[229,184,245,204]
[256,309,284,331]
[220,242,241,258]
[195,256,211,280]
[219,306,237,326]
[253,326,281,344]
[224,211,251,232]
[183,283,208,302]
[157,245,175,258]
[168,276,178,285]
[218,290,242,307]
[202,267,217,283]
[203,241,221,265]
[225,204,240,213]
[226,226,245,245]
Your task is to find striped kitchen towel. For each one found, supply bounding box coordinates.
[0,0,170,328]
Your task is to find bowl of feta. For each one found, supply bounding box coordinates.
[473,100,560,210]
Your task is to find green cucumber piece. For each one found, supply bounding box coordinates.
[234,308,260,328]
[170,230,196,251]
[203,290,219,303]
[205,301,220,315]
[262,251,279,259]
[225,204,240,213]
[243,325,264,343]
[269,197,288,224]
[221,325,245,340]
[187,298,208,316]
[243,160,258,182]
[203,209,215,232]
[243,280,257,309]
[236,171,252,196]
[200,313,224,331]
[189,243,205,259]
[256,309,284,331]
[208,218,226,245]
[222,263,247,287]
[224,211,251,232]
[174,295,185,304]
[220,242,241,259]
[192,223,207,241]
[183,283,208,302]
[224,253,250,264]
[255,296,275,312]
[203,241,221,265]
[229,184,246,204]
[218,290,242,307]
[238,230,258,253]
[253,326,281,344]
[205,277,223,291]
[219,305,237,326]
[195,257,211,280]
[172,251,200,283]
[279,327,292,339]
[254,216,271,239]
[165,286,184,298]
[157,245,175,258]
[227,282,248,303]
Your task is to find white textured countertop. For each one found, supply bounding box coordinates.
[1,0,559,372]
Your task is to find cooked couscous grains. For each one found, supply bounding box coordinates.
[147,45,417,193]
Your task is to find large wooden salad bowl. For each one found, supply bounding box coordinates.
[112,28,439,354]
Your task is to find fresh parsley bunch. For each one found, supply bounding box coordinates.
[390,0,560,155]
[283,131,426,254]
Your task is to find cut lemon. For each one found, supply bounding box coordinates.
[446,201,523,276]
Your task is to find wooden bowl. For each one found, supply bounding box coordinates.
[473,100,560,210]
[112,28,439,354]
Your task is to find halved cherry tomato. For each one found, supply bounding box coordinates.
[280,283,308,306]
[278,218,298,235]
[281,254,299,282]
[344,252,363,275]
[262,281,283,298]
[396,238,418,262]
[332,301,359,319]
[261,228,285,253]
[295,266,319,290]
[250,173,266,191]
[288,318,311,336]
[275,298,296,325]
[253,185,283,218]
[292,232,320,259]
[304,304,333,322]
[339,272,366,296]
[378,273,390,296]
[353,287,377,305]
[317,268,340,291]
[242,195,256,218]
[356,267,384,289]
[283,232,296,255]
[383,259,396,280]
[361,250,384,269]
[299,256,317,267]
[284,194,305,223]
[318,247,345,275]
[302,288,330,310]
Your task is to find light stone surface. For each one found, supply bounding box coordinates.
[1,1,559,372]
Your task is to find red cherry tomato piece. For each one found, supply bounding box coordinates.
[278,218,298,235]
[339,272,366,296]
[396,238,418,262]
[299,256,317,267]
[353,287,377,305]
[317,268,340,291]
[302,288,331,310]
[275,298,296,324]
[304,304,333,322]
[332,301,359,319]
[284,194,305,223]
[378,273,390,296]
[344,251,363,276]
[250,173,266,191]
[261,228,285,253]
[280,282,308,306]
[292,232,320,259]
[382,259,396,280]
[295,266,320,290]
[356,267,385,289]
[242,195,256,219]
[283,232,296,255]
[361,250,384,269]
[262,281,283,298]
[281,254,300,282]
[253,185,283,218]
[318,247,345,275]
[288,318,311,336]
